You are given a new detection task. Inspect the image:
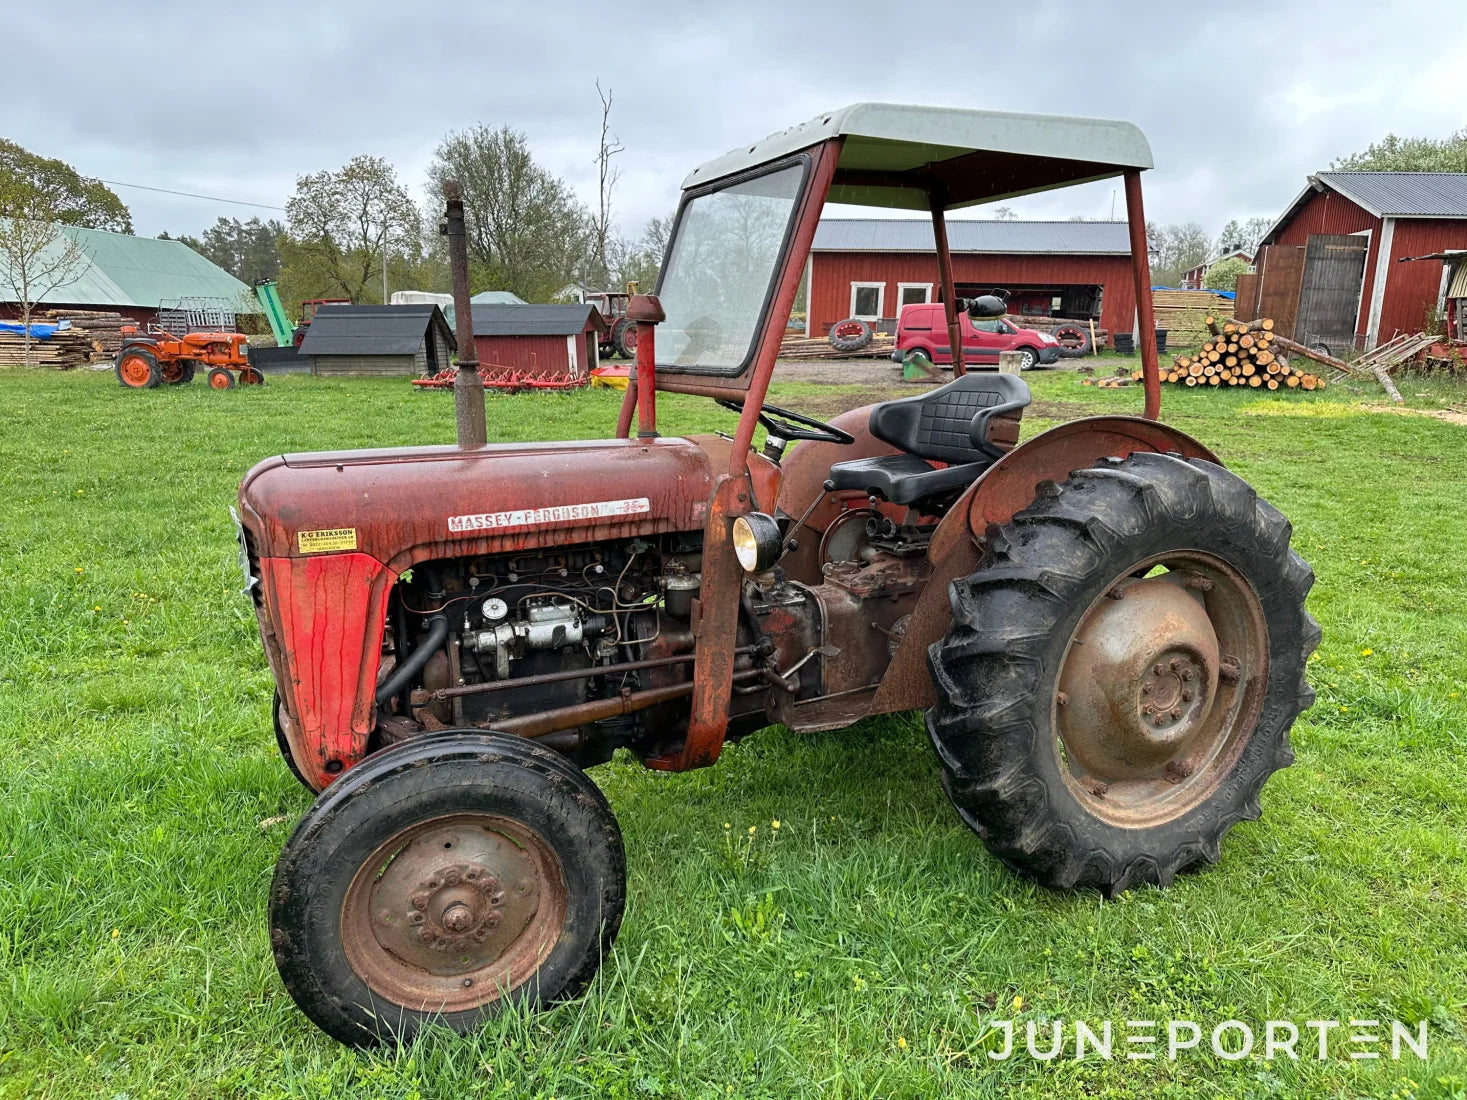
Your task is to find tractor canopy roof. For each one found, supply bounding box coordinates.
[682,102,1153,210]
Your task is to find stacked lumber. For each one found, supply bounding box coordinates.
[779,332,895,360]
[0,324,100,368]
[43,309,127,356]
[1149,317,1326,392]
[1150,290,1236,348]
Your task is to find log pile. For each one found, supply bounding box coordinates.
[43,309,128,356]
[0,324,101,368]
[1150,290,1236,348]
[1154,317,1326,392]
[779,331,895,360]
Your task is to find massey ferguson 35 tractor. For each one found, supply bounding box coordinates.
[236,104,1317,1045]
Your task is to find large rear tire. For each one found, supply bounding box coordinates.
[116,348,161,388]
[269,732,625,1046]
[927,452,1317,896]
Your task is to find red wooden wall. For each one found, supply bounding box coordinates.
[473,332,594,377]
[808,251,1138,341]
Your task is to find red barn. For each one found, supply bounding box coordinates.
[1249,172,1467,350]
[470,304,608,381]
[806,218,1141,346]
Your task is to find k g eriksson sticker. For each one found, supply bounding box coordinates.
[298,527,358,553]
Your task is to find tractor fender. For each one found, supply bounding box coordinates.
[871,415,1221,714]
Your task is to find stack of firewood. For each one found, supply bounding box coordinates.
[43,309,128,356]
[778,332,895,361]
[0,324,100,368]
[1158,317,1326,391]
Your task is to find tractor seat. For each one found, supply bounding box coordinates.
[827,373,1030,507]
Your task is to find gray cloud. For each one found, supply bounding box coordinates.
[9,0,1463,244]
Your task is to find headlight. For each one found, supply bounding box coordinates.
[732,512,782,572]
[1040,333,1059,344]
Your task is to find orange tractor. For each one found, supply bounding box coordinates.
[116,297,265,390]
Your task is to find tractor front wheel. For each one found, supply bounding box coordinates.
[269,732,625,1046]
[927,452,1318,896]
[116,348,161,388]
[240,366,265,385]
[207,367,236,390]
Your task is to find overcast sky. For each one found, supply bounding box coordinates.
[10,1,1464,244]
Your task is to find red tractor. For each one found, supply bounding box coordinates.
[116,325,262,389]
[237,104,1317,1045]
[586,289,638,359]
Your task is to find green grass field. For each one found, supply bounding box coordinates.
[1,366,1465,1099]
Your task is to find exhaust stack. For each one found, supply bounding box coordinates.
[441,180,487,448]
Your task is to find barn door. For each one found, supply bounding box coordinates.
[1255,244,1306,338]
[1295,234,1369,350]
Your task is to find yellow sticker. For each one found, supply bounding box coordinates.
[298,528,358,554]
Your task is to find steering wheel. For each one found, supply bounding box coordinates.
[716,398,854,445]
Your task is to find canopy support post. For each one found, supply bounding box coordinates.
[1124,169,1161,420]
[929,194,965,377]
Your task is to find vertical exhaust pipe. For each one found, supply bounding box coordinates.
[441,180,487,448]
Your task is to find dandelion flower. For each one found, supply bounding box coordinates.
[897,1037,908,1050]
[723,822,731,830]
[1360,648,1373,657]
[111,929,120,939]
[748,825,757,836]
[771,819,781,830]
[1011,995,1024,1012]
[74,567,83,574]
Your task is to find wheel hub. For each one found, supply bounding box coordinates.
[357,820,543,980]
[1057,575,1221,781]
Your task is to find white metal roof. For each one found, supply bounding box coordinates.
[682,103,1153,210]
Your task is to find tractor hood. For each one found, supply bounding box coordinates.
[238,437,733,571]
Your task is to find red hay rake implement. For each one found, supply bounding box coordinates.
[412,364,590,393]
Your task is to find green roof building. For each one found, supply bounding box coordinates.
[0,220,253,320]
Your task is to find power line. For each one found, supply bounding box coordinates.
[93,178,287,212]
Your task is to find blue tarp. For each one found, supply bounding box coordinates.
[0,319,71,339]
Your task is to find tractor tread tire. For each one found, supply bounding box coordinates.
[116,348,161,389]
[270,732,625,1046]
[926,452,1316,897]
[828,318,874,353]
[1052,324,1093,357]
[611,318,637,359]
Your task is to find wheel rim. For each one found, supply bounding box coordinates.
[341,813,566,1013]
[119,355,152,386]
[1021,351,1036,368]
[210,371,232,389]
[833,321,863,339]
[1052,551,1268,828]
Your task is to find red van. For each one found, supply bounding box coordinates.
[893,302,1061,370]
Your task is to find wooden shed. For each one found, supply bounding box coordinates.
[299,304,455,377]
[471,304,608,382]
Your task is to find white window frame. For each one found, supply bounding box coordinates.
[895,282,932,312]
[849,281,885,321]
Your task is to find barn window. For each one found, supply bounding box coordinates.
[896,283,932,312]
[849,282,884,320]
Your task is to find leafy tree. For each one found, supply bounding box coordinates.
[588,81,624,291]
[0,180,93,366]
[612,214,674,292]
[1332,129,1467,173]
[1214,216,1271,256]
[428,124,592,302]
[162,216,283,284]
[1146,221,1211,286]
[1203,255,1249,292]
[991,206,1018,221]
[282,155,420,305]
[0,139,131,233]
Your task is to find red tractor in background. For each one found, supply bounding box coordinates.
[585,287,639,359]
[236,104,1317,1046]
[117,296,264,389]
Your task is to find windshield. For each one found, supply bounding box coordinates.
[654,161,806,375]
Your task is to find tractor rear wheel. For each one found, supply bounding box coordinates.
[116,348,161,388]
[269,731,625,1046]
[160,360,196,385]
[208,367,236,390]
[927,452,1317,896]
[612,318,638,359]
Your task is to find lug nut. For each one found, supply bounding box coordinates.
[1141,683,1152,695]
[1181,668,1194,682]
[1170,708,1182,720]
[1182,690,1193,702]
[1142,703,1155,715]
[1153,663,1165,675]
